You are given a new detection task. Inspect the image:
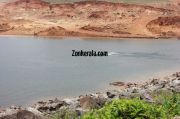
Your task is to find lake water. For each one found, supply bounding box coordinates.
[0,36,180,107]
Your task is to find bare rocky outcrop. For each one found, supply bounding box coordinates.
[37,26,67,36]
[36,26,93,37]
[80,25,105,32]
[4,0,50,9]
[0,23,13,32]
[147,16,180,37]
[112,30,131,35]
[79,96,106,109]
[0,0,179,38]
[88,11,108,19]
[35,99,66,113]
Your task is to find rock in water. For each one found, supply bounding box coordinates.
[109,82,125,87]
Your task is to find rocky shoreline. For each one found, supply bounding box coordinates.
[0,72,180,119]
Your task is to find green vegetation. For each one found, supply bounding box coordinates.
[51,108,78,119]
[52,92,180,119]
[82,99,164,119]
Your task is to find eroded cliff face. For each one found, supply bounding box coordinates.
[0,0,179,38]
[147,16,180,37]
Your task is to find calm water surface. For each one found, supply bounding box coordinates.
[0,36,180,106]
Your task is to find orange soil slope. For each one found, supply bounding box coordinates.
[0,0,179,38]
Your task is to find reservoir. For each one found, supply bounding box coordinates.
[0,36,180,106]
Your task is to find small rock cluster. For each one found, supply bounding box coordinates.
[0,106,21,118]
[0,72,179,118]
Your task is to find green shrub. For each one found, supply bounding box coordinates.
[82,99,168,119]
[151,90,180,117]
[52,108,78,119]
[161,92,180,117]
[51,92,180,119]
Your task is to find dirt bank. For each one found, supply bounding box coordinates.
[0,0,179,38]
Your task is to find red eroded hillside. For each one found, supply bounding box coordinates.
[0,0,179,38]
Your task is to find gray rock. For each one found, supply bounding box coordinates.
[170,79,180,87]
[79,96,106,110]
[148,84,164,91]
[172,86,180,93]
[119,92,132,99]
[0,110,47,119]
[37,100,65,113]
[0,106,22,118]
[126,83,138,88]
[0,107,4,113]
[106,92,116,98]
[109,82,125,87]
[150,78,160,85]
[63,98,79,110]
[173,116,180,119]
[172,72,180,78]
[140,92,154,103]
[26,107,42,116]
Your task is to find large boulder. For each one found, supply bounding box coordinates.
[79,96,106,110]
[0,110,46,119]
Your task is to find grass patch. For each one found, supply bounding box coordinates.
[51,108,78,119]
